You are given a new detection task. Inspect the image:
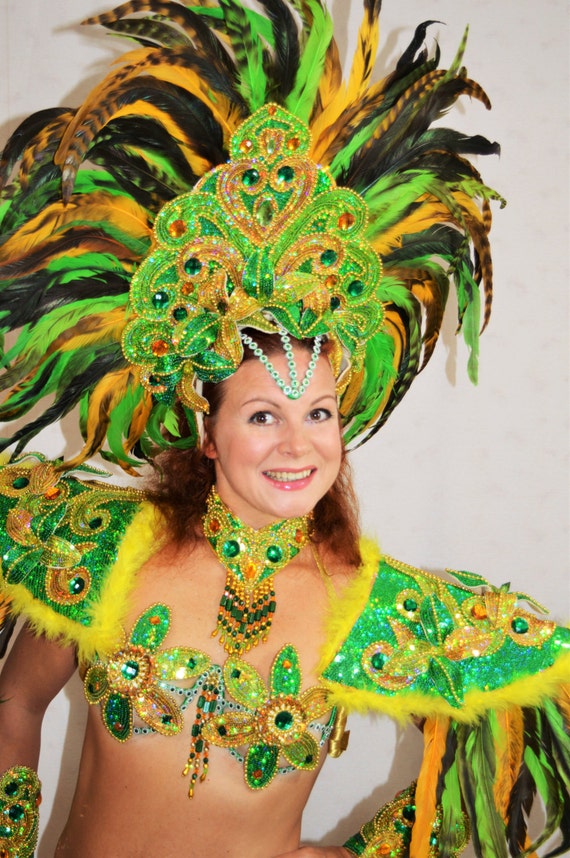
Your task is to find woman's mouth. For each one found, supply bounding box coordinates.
[262,468,315,490]
[263,468,313,482]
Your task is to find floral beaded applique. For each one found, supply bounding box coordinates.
[84,604,211,741]
[324,556,564,712]
[202,645,331,789]
[0,454,143,618]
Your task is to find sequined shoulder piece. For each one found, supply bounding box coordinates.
[0,455,156,660]
[321,551,570,720]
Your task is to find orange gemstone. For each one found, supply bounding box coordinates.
[471,603,488,620]
[239,139,253,153]
[338,211,356,230]
[282,660,292,669]
[295,529,304,543]
[181,281,195,296]
[44,486,61,500]
[245,563,257,579]
[253,769,263,779]
[287,136,300,151]
[267,105,277,115]
[325,275,338,287]
[168,218,187,238]
[210,519,220,533]
[151,339,170,357]
[378,845,392,857]
[149,615,160,625]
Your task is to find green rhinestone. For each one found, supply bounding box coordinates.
[217,725,227,737]
[12,476,29,489]
[231,668,241,679]
[256,199,274,226]
[162,714,173,724]
[121,660,139,680]
[4,781,19,798]
[403,598,418,612]
[8,805,24,822]
[274,710,294,730]
[330,296,341,311]
[347,279,365,297]
[277,165,294,183]
[370,652,386,671]
[266,544,283,563]
[151,290,170,309]
[511,617,529,634]
[243,168,260,187]
[88,517,103,529]
[0,824,13,837]
[69,576,85,595]
[172,307,188,321]
[429,835,438,846]
[320,249,338,266]
[148,375,162,387]
[184,256,202,276]
[394,819,409,835]
[403,804,416,822]
[186,657,197,670]
[222,539,240,559]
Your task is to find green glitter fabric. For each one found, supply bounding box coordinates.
[0,766,41,858]
[322,556,570,713]
[0,455,143,633]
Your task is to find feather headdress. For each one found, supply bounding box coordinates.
[0,0,503,471]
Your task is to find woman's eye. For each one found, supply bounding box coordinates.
[248,411,275,425]
[308,408,332,422]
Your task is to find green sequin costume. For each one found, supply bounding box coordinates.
[0,458,569,855]
[0,2,569,855]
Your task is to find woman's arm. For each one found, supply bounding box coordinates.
[0,622,77,769]
[0,623,77,856]
[274,849,352,857]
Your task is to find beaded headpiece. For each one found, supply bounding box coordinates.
[0,1,502,471]
[121,104,382,412]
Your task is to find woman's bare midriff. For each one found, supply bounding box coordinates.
[55,539,352,858]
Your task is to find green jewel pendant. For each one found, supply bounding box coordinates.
[202,488,311,654]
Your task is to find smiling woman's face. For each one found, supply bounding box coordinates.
[203,347,342,528]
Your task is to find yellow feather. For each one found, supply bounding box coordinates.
[345,3,381,103]
[492,707,525,819]
[55,47,241,172]
[0,195,149,264]
[410,715,450,858]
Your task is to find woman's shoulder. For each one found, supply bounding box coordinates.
[0,455,161,661]
[319,537,570,720]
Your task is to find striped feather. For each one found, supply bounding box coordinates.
[410,715,450,858]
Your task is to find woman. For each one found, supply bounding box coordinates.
[0,2,568,856]
[0,336,360,857]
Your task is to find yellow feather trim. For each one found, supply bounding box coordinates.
[322,653,570,726]
[319,539,570,723]
[317,536,381,673]
[2,501,163,663]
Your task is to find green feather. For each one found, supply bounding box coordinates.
[285,0,333,121]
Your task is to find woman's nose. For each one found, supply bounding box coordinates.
[278,423,310,456]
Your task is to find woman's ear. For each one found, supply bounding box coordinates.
[202,424,217,460]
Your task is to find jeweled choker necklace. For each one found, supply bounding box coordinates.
[202,487,312,654]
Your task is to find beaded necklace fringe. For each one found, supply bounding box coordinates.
[202,488,311,654]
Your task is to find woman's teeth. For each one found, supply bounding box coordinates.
[264,469,312,482]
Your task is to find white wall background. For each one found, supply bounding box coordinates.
[0,1,568,855]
